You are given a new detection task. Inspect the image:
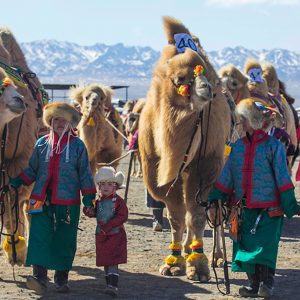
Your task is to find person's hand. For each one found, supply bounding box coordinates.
[83,206,95,218]
[99,222,112,234]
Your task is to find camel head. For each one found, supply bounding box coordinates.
[125,112,140,135]
[69,83,114,118]
[160,17,215,111]
[219,64,248,93]
[261,62,280,96]
[0,68,26,126]
[164,47,213,110]
[244,58,269,97]
[123,100,137,115]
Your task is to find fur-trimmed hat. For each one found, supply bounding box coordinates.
[236,98,282,130]
[94,167,125,189]
[43,102,81,128]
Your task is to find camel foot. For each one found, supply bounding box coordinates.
[130,171,137,177]
[159,262,185,276]
[159,264,172,276]
[186,253,210,282]
[209,251,224,268]
[138,172,143,178]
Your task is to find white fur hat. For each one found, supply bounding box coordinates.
[94,166,125,189]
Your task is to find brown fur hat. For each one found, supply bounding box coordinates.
[43,102,81,128]
[236,98,281,130]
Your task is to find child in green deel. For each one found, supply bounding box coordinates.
[208,98,300,298]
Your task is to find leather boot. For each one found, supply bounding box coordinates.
[26,265,47,295]
[258,266,275,297]
[54,270,70,293]
[104,274,119,296]
[239,271,260,297]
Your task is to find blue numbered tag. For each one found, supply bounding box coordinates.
[248,68,264,83]
[174,33,200,54]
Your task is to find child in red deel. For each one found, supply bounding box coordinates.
[83,167,128,296]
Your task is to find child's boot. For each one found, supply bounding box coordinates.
[104,274,119,296]
[239,272,260,297]
[258,266,274,297]
[26,265,47,295]
[54,270,70,293]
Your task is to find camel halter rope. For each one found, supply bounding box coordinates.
[0,60,49,117]
[0,123,22,272]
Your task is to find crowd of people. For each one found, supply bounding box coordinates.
[8,98,300,298]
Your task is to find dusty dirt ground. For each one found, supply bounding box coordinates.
[0,153,300,300]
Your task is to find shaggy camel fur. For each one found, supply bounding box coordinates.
[219,64,250,104]
[125,98,146,177]
[0,27,42,265]
[261,62,297,152]
[139,16,231,281]
[69,83,123,174]
[218,64,251,139]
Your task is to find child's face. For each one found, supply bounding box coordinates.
[98,181,116,196]
[52,117,69,136]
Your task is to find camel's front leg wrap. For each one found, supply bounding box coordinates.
[159,242,185,276]
[186,238,210,282]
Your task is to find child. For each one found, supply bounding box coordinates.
[83,166,128,296]
[208,98,300,298]
[10,102,96,295]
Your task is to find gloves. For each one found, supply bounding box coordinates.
[83,206,96,218]
[82,193,96,207]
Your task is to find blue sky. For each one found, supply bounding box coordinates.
[1,0,300,52]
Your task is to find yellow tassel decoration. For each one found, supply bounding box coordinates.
[186,252,208,263]
[3,235,27,265]
[169,241,182,250]
[165,254,185,265]
[87,117,95,126]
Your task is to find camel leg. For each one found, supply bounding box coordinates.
[131,154,137,177]
[2,191,28,266]
[210,226,224,267]
[159,200,186,276]
[137,152,143,178]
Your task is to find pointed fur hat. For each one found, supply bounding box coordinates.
[43,102,81,128]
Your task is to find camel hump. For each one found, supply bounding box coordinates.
[162,16,190,44]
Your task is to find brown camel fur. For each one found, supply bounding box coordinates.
[124,98,146,177]
[261,62,297,166]
[0,27,42,265]
[69,83,123,174]
[139,16,231,281]
[244,59,284,131]
[219,64,250,104]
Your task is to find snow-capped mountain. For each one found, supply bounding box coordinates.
[20,40,300,101]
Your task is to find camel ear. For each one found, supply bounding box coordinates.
[69,86,85,104]
[102,86,114,106]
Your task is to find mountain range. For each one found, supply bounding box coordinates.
[20,40,300,103]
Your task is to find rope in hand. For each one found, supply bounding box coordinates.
[205,201,230,295]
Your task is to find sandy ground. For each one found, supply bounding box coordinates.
[0,154,300,300]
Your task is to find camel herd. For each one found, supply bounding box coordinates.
[0,17,299,284]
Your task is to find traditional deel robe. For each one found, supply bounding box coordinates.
[209,130,300,274]
[95,193,128,267]
[20,132,96,270]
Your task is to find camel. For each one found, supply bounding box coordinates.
[0,27,43,265]
[124,98,146,177]
[218,64,250,104]
[138,16,231,281]
[69,83,123,174]
[261,62,297,154]
[218,64,252,140]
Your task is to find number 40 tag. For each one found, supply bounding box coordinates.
[174,33,200,54]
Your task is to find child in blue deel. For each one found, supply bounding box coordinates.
[208,98,300,298]
[10,102,96,295]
